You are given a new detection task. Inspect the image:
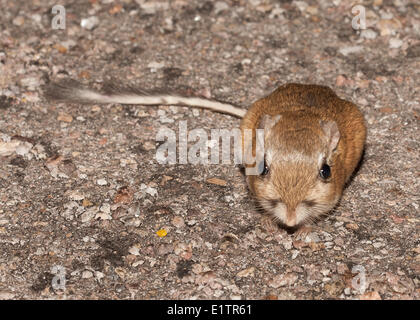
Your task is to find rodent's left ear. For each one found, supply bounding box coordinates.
[320,120,340,153]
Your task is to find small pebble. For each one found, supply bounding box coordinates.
[172,216,185,228]
[97,178,107,186]
[345,223,359,230]
[389,38,403,49]
[15,142,33,156]
[68,190,84,201]
[95,272,104,280]
[214,1,229,14]
[140,184,158,197]
[128,245,140,256]
[206,177,227,186]
[148,61,164,69]
[57,114,73,123]
[82,270,93,279]
[12,16,25,26]
[99,203,111,214]
[80,208,96,223]
[269,272,298,288]
[377,18,401,36]
[81,16,99,30]
[20,77,39,90]
[373,242,384,248]
[236,267,255,278]
[360,29,378,40]
[339,46,363,56]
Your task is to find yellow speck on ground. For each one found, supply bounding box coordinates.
[156,229,167,237]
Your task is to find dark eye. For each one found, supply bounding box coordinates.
[319,163,331,180]
[260,158,269,176]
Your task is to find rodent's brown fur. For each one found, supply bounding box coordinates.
[240,83,366,230]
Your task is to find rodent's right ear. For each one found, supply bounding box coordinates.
[320,120,340,154]
[258,114,282,132]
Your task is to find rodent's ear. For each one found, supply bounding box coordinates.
[259,114,282,132]
[320,120,340,153]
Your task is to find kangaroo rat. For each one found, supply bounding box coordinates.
[45,81,366,233]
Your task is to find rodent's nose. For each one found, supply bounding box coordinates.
[285,219,297,227]
[285,211,297,227]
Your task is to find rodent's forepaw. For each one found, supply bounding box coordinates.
[293,225,314,240]
[260,215,279,233]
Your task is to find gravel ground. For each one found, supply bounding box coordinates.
[0,0,419,300]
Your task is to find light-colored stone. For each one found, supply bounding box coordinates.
[82,270,93,279]
[236,267,255,278]
[97,178,107,186]
[81,16,99,30]
[339,46,363,56]
[269,272,298,288]
[360,29,378,40]
[389,38,403,49]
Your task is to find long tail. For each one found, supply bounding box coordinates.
[44,79,246,118]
